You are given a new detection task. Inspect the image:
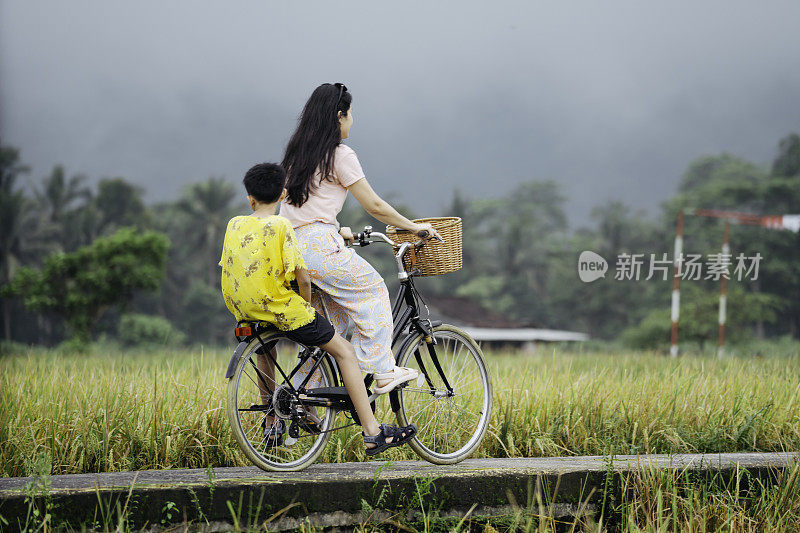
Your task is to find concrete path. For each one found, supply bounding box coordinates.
[1,453,796,531]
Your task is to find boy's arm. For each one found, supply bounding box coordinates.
[295,267,312,303]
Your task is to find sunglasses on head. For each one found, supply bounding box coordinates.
[334,83,347,105]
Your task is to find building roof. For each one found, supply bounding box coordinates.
[424,295,534,328]
[425,295,588,342]
[462,327,589,342]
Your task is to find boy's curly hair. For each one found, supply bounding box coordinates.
[243,163,285,203]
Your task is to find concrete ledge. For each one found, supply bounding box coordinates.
[1,453,796,531]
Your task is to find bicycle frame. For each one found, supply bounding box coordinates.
[357,228,455,397]
[225,227,455,419]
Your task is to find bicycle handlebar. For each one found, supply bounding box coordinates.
[351,227,430,249]
[352,226,441,248]
[351,227,396,248]
[350,225,441,280]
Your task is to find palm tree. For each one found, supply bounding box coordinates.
[35,165,91,223]
[31,165,95,252]
[0,146,34,340]
[0,145,29,194]
[175,177,242,286]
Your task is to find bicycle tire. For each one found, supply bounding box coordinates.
[226,331,336,471]
[394,324,492,464]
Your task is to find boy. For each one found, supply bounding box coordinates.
[219,162,415,455]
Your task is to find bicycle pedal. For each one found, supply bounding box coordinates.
[297,421,322,435]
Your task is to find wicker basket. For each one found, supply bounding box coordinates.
[385,217,462,276]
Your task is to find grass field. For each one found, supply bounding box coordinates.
[349,464,800,532]
[2,343,798,478]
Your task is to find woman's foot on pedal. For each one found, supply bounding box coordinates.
[363,423,417,456]
[373,366,419,394]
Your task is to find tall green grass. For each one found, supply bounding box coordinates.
[351,464,800,532]
[1,345,799,477]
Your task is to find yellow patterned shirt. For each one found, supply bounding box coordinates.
[219,215,315,330]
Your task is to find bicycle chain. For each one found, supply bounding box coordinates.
[293,420,357,439]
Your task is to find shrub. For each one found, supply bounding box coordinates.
[118,313,186,347]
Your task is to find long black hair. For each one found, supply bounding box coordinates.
[282,83,352,207]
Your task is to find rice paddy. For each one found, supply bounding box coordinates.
[2,343,798,478]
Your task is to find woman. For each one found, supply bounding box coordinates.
[280,83,441,393]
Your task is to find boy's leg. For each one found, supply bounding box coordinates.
[292,291,343,390]
[255,344,276,402]
[255,344,279,438]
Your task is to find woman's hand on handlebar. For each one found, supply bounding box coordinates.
[339,226,355,246]
[412,222,443,242]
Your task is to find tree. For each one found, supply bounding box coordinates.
[547,201,664,339]
[621,284,781,350]
[52,177,150,252]
[456,181,569,324]
[181,280,234,345]
[95,177,148,231]
[174,178,240,286]
[35,165,90,223]
[0,145,36,341]
[679,153,764,194]
[658,143,800,341]
[143,178,241,345]
[3,228,169,345]
[771,133,800,178]
[29,165,92,254]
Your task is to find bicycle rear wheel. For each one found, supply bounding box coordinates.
[226,332,336,471]
[394,324,492,464]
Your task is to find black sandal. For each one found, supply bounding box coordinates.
[262,418,285,447]
[363,423,417,457]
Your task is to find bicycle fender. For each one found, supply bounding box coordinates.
[225,340,250,379]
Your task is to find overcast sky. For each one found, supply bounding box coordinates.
[2,1,799,228]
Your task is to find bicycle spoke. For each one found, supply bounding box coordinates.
[227,336,336,471]
[243,411,264,443]
[395,327,491,463]
[402,396,438,424]
[242,364,275,403]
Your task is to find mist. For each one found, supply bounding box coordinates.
[2,0,800,227]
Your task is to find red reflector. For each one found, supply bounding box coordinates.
[235,326,252,336]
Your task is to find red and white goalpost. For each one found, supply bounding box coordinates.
[670,209,800,358]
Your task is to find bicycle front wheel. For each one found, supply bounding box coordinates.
[394,324,492,464]
[226,332,336,471]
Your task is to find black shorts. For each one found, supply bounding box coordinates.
[284,312,335,347]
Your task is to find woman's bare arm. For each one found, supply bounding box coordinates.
[347,178,441,239]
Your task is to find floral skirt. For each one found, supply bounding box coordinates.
[293,222,395,374]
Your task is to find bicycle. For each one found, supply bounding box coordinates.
[225,226,493,471]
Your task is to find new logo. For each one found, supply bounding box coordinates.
[578,251,608,282]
